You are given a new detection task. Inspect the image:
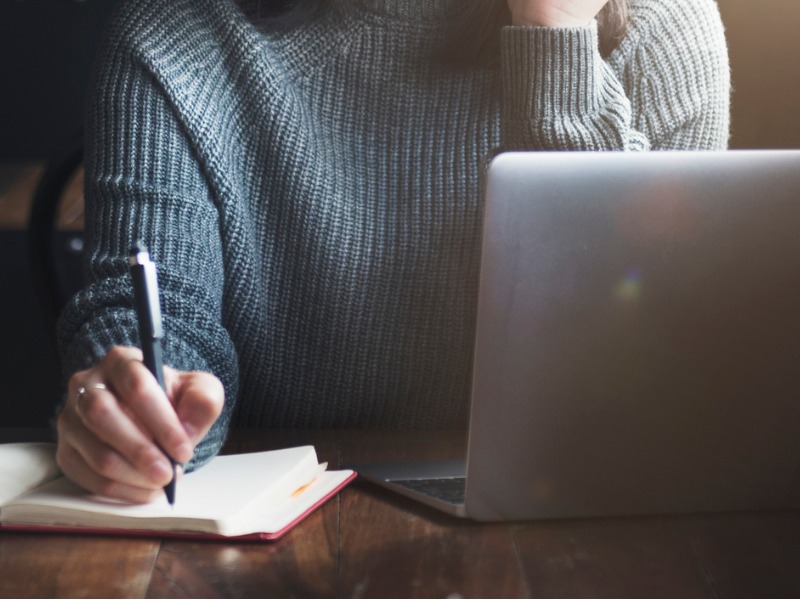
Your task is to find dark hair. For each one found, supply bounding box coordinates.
[257,0,630,62]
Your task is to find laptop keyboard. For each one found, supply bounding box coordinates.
[391,477,466,505]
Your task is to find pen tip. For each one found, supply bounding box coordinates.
[165,486,176,507]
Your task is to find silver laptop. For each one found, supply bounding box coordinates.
[356,150,800,520]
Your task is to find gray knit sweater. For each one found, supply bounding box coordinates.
[59,0,730,468]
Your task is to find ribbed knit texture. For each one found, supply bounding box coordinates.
[58,0,730,468]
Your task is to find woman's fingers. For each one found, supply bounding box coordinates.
[57,383,168,503]
[55,423,165,504]
[70,381,174,485]
[57,346,204,502]
[96,347,194,465]
[57,346,226,503]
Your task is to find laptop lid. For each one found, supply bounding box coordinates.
[464,150,800,520]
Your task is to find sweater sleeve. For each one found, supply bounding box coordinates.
[57,9,238,470]
[499,0,730,151]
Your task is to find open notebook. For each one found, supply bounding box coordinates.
[0,443,355,541]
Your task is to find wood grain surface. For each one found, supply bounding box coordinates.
[1,429,798,598]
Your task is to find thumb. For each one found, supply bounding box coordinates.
[165,368,225,445]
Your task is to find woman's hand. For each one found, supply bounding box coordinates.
[507,0,610,27]
[56,346,224,503]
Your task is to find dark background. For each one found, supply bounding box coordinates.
[0,0,116,160]
[1,0,800,427]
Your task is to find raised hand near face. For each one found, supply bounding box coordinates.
[507,0,611,27]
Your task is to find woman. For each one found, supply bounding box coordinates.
[56,0,730,502]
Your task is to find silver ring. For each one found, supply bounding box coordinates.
[77,382,108,403]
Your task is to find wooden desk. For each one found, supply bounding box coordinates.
[1,429,798,598]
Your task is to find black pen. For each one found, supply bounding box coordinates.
[129,242,177,506]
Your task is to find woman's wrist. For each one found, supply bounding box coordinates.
[509,13,594,28]
[507,0,608,28]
